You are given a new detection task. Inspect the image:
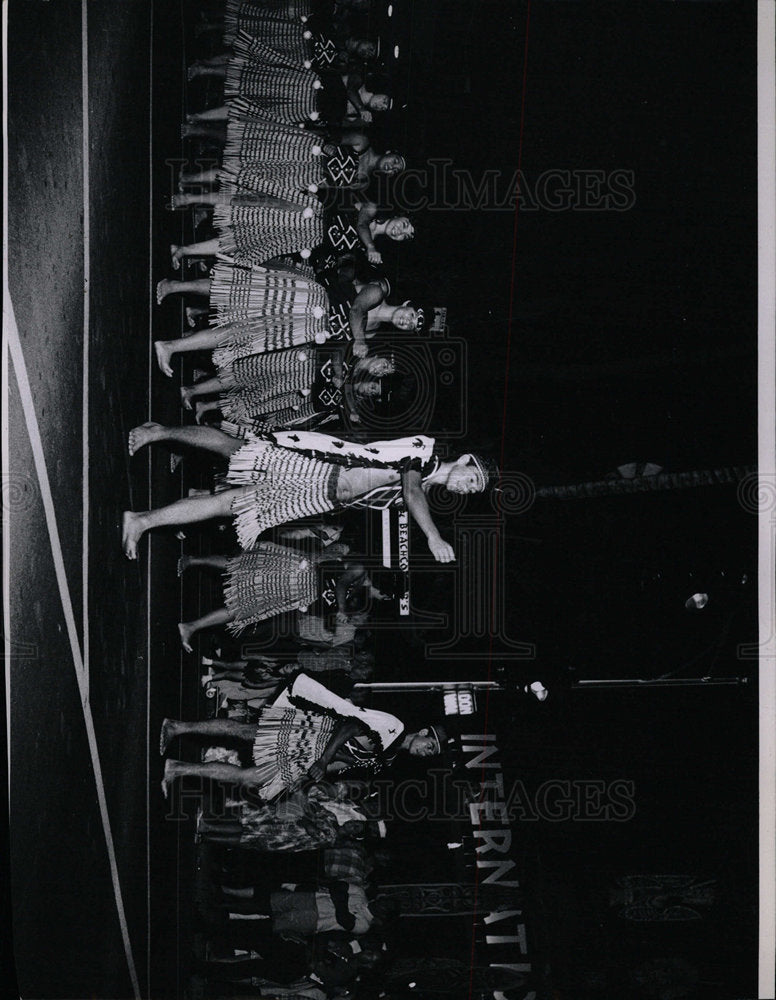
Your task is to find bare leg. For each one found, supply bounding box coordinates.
[157,276,211,306]
[154,331,227,378]
[162,758,270,798]
[197,53,231,68]
[186,305,209,328]
[188,63,228,81]
[160,717,257,754]
[122,488,247,560]
[178,553,230,575]
[179,608,234,653]
[181,122,227,144]
[171,239,219,270]
[204,657,249,670]
[189,105,229,122]
[127,422,240,458]
[195,399,225,424]
[178,167,221,187]
[181,376,223,409]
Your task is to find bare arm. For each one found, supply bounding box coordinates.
[356,201,381,261]
[348,281,385,356]
[401,468,455,563]
[308,718,365,780]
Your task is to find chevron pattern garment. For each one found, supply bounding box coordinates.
[223,0,312,52]
[222,112,328,190]
[213,198,324,266]
[224,59,320,124]
[250,705,337,802]
[210,261,331,354]
[227,438,340,548]
[222,541,321,631]
[217,344,319,393]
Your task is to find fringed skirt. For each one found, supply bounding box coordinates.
[225,45,322,124]
[214,166,324,264]
[250,705,337,801]
[221,112,328,192]
[210,260,330,353]
[219,396,325,436]
[226,438,339,548]
[218,343,318,393]
[223,0,312,51]
[223,541,320,631]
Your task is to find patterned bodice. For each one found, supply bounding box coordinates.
[323,145,361,188]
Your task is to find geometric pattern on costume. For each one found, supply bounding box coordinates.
[209,261,331,354]
[225,52,320,125]
[213,168,325,267]
[223,0,312,53]
[227,440,340,549]
[311,33,339,69]
[326,213,361,252]
[222,112,328,191]
[251,706,337,802]
[223,541,324,632]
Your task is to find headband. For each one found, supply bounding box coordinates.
[427,725,446,755]
[468,453,499,493]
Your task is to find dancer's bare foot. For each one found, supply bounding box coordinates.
[185,306,199,329]
[179,622,195,653]
[157,278,176,305]
[177,555,191,577]
[122,510,144,560]
[194,401,211,426]
[154,340,174,377]
[180,386,194,410]
[159,718,176,756]
[169,191,190,210]
[128,421,162,456]
[170,245,184,271]
[161,758,178,800]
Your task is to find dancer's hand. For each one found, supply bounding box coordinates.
[428,536,455,563]
[367,249,382,265]
[353,342,369,358]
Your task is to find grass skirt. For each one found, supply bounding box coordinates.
[221,111,326,191]
[225,51,321,124]
[223,0,311,52]
[223,541,320,631]
[214,164,324,264]
[250,705,337,801]
[210,260,330,353]
[226,438,339,548]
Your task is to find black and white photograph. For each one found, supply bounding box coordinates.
[4,1,774,998]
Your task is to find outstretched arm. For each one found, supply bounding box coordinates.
[401,468,455,563]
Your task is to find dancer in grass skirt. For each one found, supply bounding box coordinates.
[175,540,351,651]
[167,198,413,274]
[159,672,446,802]
[123,427,498,562]
[154,266,418,372]
[181,346,395,433]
